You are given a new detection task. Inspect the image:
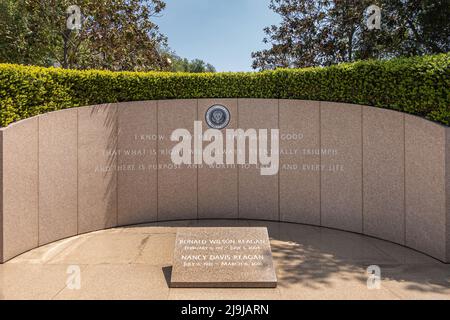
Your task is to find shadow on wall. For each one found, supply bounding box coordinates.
[102,104,118,228]
[79,104,119,233]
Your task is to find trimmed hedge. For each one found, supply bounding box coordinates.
[0,53,449,127]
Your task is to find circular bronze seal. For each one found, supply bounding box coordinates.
[205,105,230,129]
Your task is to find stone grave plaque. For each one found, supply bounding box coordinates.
[170,227,277,288]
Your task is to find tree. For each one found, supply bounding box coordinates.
[0,0,57,66]
[252,0,450,70]
[169,53,216,73]
[0,0,171,71]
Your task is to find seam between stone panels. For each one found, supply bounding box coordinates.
[0,130,3,262]
[403,114,406,246]
[76,108,79,235]
[37,117,40,246]
[156,101,159,222]
[116,104,119,227]
[196,99,199,220]
[445,127,449,261]
[236,98,239,220]
[237,98,240,220]
[194,99,199,220]
[361,106,364,234]
[277,99,280,222]
[444,127,447,261]
[319,102,322,226]
[448,128,450,262]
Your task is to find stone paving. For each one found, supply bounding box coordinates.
[1,220,449,300]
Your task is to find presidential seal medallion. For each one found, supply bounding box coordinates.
[205,105,230,129]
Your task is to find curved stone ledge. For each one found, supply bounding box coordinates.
[0,99,448,263]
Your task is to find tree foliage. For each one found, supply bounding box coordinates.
[252,0,450,70]
[0,0,171,71]
[169,54,216,73]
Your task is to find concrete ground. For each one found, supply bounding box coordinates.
[1,220,449,300]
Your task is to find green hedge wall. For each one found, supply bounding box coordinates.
[0,53,449,127]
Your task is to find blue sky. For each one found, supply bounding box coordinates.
[156,0,280,72]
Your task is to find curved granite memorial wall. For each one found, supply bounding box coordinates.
[0,99,449,263]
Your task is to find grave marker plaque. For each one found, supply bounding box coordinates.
[170,227,277,288]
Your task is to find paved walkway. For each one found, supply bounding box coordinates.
[1,220,449,300]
